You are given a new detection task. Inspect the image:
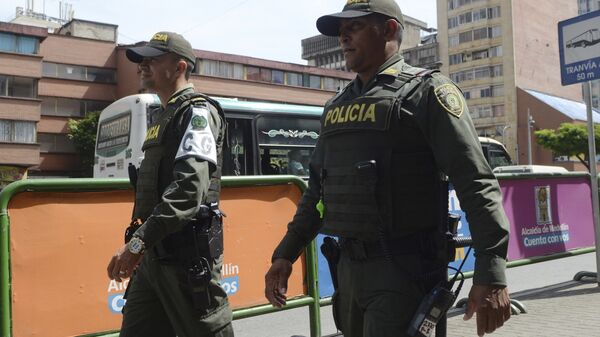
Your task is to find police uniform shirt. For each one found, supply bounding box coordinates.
[133,85,225,249]
[274,53,509,286]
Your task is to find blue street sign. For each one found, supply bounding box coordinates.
[558,10,600,85]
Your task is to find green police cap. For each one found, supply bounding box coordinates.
[316,0,405,37]
[126,31,196,66]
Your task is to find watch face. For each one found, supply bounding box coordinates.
[129,237,144,254]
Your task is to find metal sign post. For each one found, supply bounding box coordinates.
[558,10,600,285]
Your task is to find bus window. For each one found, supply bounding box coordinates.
[260,147,312,176]
[223,118,254,176]
[256,115,320,177]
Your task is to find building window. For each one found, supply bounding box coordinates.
[271,70,284,84]
[37,133,76,153]
[458,12,472,24]
[449,53,464,65]
[40,97,109,117]
[202,60,235,78]
[473,8,487,21]
[0,75,37,98]
[459,31,473,43]
[488,6,501,19]
[42,62,116,83]
[323,77,341,91]
[0,33,38,54]
[286,72,303,86]
[246,66,260,81]
[0,119,36,143]
[473,27,488,40]
[489,45,503,57]
[492,84,504,97]
[233,63,244,79]
[480,87,492,98]
[259,68,272,82]
[448,17,459,29]
[308,75,321,89]
[492,104,505,117]
[449,35,459,47]
[490,26,502,38]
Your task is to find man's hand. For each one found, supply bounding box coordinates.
[463,285,511,336]
[264,258,293,308]
[107,244,144,282]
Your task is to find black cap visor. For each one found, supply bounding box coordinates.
[316,10,372,36]
[126,45,169,63]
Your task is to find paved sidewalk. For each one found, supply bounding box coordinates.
[233,253,599,337]
[447,277,600,337]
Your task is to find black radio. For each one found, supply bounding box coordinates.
[407,282,457,337]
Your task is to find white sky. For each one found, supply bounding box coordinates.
[0,0,438,65]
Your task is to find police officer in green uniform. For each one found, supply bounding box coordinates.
[265,1,511,336]
[107,32,233,337]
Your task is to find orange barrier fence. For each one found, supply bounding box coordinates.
[0,177,318,337]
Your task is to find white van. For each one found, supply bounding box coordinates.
[93,94,161,178]
[478,136,513,169]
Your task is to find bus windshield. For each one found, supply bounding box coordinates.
[96,111,131,158]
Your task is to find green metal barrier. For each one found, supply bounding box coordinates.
[0,176,321,337]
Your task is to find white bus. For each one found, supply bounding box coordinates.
[94,94,512,178]
[93,94,161,178]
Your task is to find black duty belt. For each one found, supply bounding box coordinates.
[339,232,437,260]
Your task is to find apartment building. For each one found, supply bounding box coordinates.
[0,17,353,183]
[437,0,583,165]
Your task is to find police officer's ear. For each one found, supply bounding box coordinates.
[175,60,185,73]
[382,18,400,42]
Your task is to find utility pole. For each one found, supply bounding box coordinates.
[527,109,535,165]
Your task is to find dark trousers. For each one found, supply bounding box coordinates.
[120,252,233,337]
[332,251,443,337]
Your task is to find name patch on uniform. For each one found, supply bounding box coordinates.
[434,84,464,118]
[175,107,217,164]
[142,117,169,151]
[321,98,392,135]
[145,124,161,141]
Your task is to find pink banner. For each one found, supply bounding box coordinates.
[500,175,596,260]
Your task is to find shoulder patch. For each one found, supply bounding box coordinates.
[434,83,464,118]
[175,106,217,164]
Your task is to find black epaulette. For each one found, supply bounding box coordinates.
[398,66,439,82]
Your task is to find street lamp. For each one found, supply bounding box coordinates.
[527,109,535,165]
[501,124,511,147]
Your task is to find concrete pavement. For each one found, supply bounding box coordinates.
[232,252,599,337]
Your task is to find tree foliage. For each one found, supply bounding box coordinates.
[535,123,600,171]
[67,111,100,177]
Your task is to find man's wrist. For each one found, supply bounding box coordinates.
[127,236,146,255]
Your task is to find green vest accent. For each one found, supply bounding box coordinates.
[132,91,225,221]
[319,65,445,240]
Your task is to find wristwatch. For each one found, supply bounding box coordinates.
[127,236,146,255]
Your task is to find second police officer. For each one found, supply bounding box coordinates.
[265,1,511,337]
